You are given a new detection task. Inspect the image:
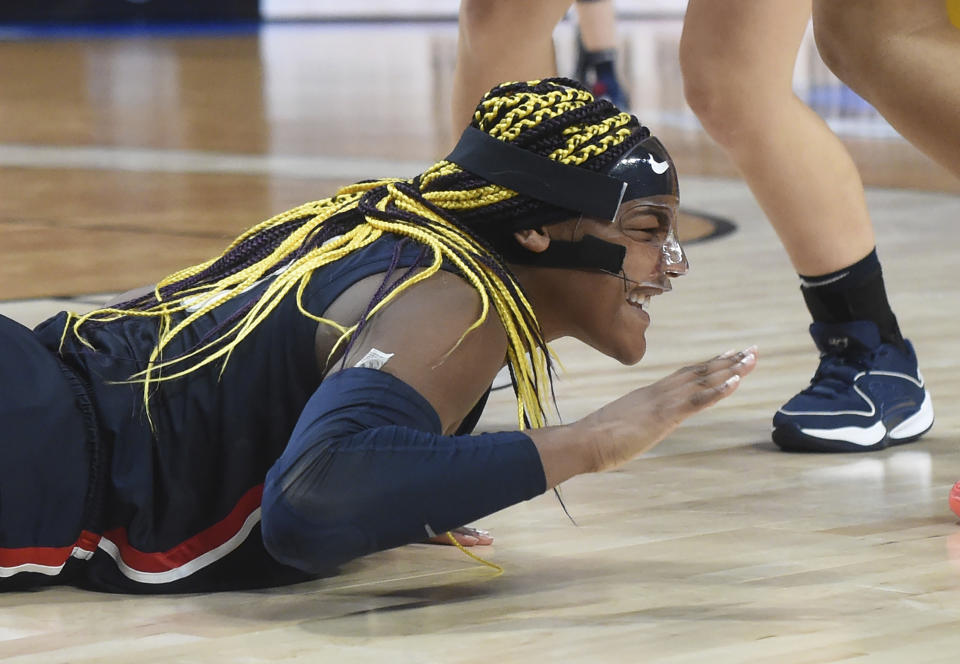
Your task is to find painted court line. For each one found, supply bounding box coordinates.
[0,143,432,180]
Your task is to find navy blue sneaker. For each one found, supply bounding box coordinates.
[772,321,933,452]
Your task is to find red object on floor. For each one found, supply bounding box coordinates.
[950,481,960,519]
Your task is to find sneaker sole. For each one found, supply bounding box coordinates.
[772,390,934,453]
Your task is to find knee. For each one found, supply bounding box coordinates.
[260,477,370,574]
[459,0,508,34]
[679,42,767,148]
[460,0,537,39]
[260,482,329,574]
[680,71,734,145]
[812,1,880,89]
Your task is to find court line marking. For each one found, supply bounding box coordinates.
[0,143,432,180]
[1,216,234,239]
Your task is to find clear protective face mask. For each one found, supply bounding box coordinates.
[602,194,688,292]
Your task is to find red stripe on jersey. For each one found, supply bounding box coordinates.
[0,543,73,568]
[99,484,263,573]
[0,530,100,568]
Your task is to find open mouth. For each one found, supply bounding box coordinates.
[626,291,652,311]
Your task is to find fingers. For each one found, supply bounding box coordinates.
[654,346,756,412]
[705,345,759,375]
[452,533,480,546]
[425,527,493,547]
[688,372,741,409]
[684,345,757,410]
[726,345,759,379]
[675,345,758,380]
[455,526,493,546]
[574,345,760,475]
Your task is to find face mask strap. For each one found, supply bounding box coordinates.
[502,234,626,273]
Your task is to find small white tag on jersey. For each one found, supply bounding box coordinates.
[354,348,394,370]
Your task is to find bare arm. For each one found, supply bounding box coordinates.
[341,270,509,433]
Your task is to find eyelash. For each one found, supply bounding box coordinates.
[625,228,661,240]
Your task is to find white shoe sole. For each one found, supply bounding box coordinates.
[797,390,933,447]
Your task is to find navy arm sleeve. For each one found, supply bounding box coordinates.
[260,368,547,574]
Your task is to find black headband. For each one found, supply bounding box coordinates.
[446,127,628,221]
[446,126,678,276]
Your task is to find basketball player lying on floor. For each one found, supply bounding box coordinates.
[0,79,757,593]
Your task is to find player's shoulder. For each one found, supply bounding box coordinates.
[339,267,510,432]
[361,267,508,357]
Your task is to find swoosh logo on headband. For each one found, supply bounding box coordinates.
[643,156,670,175]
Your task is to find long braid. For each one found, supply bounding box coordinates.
[64,78,647,429]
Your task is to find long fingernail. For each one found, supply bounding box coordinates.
[725,374,741,389]
[719,349,737,358]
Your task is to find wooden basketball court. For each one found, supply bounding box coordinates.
[2,18,959,663]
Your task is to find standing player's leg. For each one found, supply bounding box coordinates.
[574,0,630,109]
[680,0,932,452]
[814,0,960,180]
[814,0,958,499]
[451,0,574,132]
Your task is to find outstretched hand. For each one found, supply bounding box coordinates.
[581,345,759,472]
[530,345,759,488]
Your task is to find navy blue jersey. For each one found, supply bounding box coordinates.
[1,234,494,592]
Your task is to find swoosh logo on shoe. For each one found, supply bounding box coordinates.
[777,369,925,418]
[801,390,933,445]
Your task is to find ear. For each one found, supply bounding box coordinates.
[512,228,551,253]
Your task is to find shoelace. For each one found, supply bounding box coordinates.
[804,351,873,398]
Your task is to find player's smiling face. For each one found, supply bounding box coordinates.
[571,196,687,364]
[512,196,687,364]
[511,195,687,364]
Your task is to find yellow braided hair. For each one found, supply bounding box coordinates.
[63,78,647,429]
